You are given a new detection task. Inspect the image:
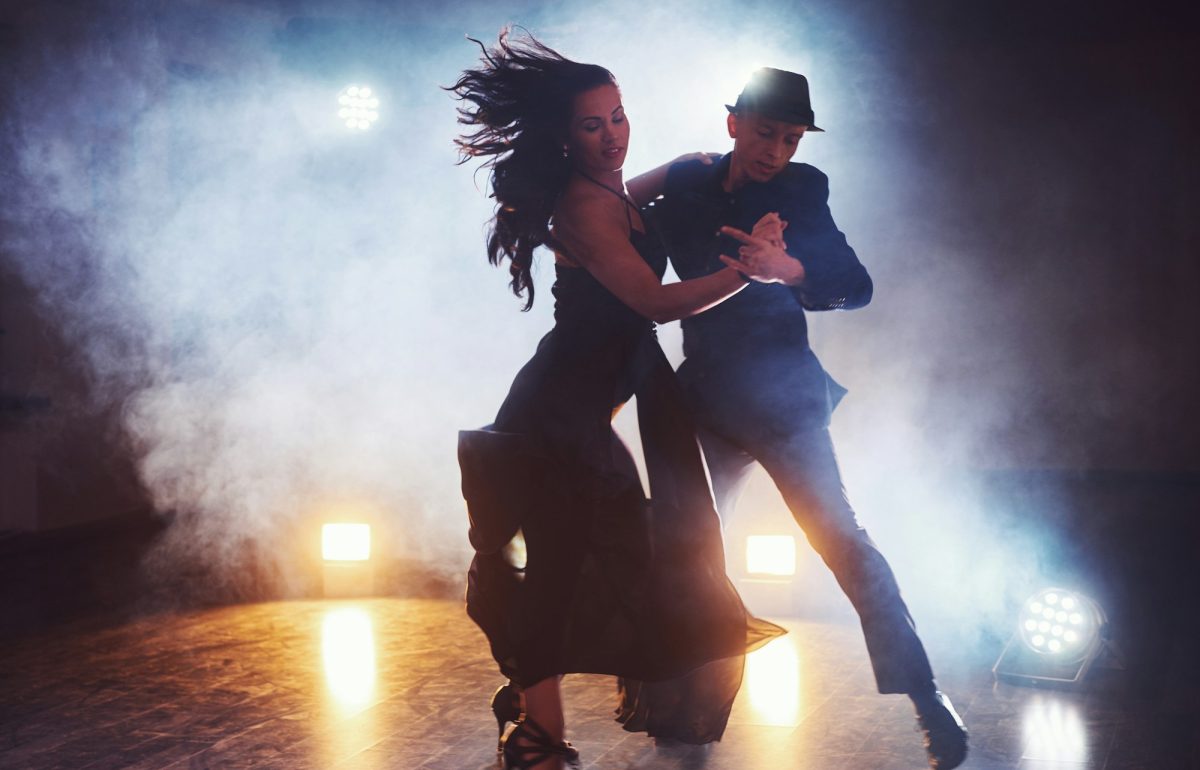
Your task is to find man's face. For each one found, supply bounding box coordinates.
[726,110,807,188]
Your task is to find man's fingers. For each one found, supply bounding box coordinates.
[756,212,789,233]
[718,225,766,247]
[754,212,780,226]
[719,225,753,244]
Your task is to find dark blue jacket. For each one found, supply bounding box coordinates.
[652,153,871,431]
[653,153,872,360]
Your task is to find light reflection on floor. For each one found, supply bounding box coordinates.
[743,632,802,726]
[1021,692,1089,763]
[2,597,1190,769]
[321,605,378,713]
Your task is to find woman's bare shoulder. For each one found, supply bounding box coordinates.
[555,177,625,231]
[552,180,631,266]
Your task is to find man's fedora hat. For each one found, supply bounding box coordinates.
[726,67,824,132]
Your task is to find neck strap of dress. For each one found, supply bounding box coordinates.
[574,170,638,227]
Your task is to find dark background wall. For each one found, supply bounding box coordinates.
[857,0,1200,474]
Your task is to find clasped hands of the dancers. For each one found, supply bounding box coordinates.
[719,211,806,286]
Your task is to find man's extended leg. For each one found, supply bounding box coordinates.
[755,426,966,768]
[697,416,931,686]
[755,425,934,693]
[695,426,758,528]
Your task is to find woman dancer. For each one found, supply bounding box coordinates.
[450,30,788,770]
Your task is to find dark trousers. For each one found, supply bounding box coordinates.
[681,348,936,695]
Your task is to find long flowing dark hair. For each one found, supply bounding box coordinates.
[448,28,615,310]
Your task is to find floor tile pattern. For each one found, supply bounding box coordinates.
[0,598,1195,769]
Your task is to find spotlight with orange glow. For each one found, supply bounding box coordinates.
[746,534,797,576]
[737,534,799,617]
[321,523,375,597]
[322,523,371,561]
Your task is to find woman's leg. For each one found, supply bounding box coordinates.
[514,676,565,770]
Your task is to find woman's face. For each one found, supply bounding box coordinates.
[565,83,629,176]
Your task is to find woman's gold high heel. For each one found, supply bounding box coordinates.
[490,682,522,752]
[501,714,578,769]
[491,682,580,764]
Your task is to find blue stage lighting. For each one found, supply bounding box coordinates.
[338,84,380,131]
[994,587,1118,688]
[1017,588,1101,661]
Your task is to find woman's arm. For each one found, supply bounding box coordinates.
[555,199,746,324]
[625,152,719,206]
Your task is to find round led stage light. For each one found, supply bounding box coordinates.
[1017,587,1103,661]
[338,84,380,131]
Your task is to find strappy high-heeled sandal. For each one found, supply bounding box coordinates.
[490,682,522,752]
[490,682,580,763]
[501,714,580,769]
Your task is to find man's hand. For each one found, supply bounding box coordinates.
[750,212,788,250]
[718,222,806,286]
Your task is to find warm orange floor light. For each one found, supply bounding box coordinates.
[321,607,377,711]
[746,535,797,576]
[322,523,371,561]
[745,634,801,726]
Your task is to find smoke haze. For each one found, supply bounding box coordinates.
[2,0,1196,636]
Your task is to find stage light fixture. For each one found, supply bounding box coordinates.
[746,535,797,576]
[1017,588,1100,660]
[322,522,371,561]
[338,84,380,131]
[737,534,800,616]
[994,587,1118,688]
[321,523,374,598]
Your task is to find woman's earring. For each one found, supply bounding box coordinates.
[562,145,569,158]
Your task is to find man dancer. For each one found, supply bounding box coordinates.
[653,68,969,769]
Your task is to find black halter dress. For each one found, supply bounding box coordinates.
[457,197,783,742]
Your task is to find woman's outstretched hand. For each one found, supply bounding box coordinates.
[718,214,805,285]
[673,151,722,165]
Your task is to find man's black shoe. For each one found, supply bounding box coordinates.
[914,691,968,769]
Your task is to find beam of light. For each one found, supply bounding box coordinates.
[320,607,377,713]
[710,59,769,112]
[744,635,801,726]
[746,535,797,576]
[1021,694,1089,763]
[322,523,371,561]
